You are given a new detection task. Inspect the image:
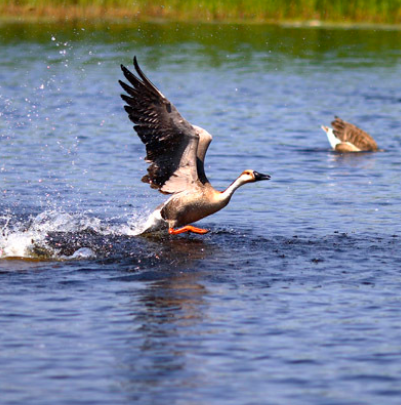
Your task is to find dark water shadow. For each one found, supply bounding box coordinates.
[39,228,401,266]
[44,229,218,269]
[2,227,400,290]
[295,147,332,153]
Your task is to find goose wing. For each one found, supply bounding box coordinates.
[119,57,201,194]
[193,125,213,185]
[331,117,378,151]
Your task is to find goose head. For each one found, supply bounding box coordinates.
[239,170,271,184]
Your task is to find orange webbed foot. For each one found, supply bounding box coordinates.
[169,226,209,235]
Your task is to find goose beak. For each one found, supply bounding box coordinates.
[253,171,271,181]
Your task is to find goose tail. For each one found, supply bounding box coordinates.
[132,206,168,235]
[321,125,341,149]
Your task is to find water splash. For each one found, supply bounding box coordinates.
[0,209,151,260]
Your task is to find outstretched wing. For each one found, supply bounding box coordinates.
[119,57,200,194]
[331,117,378,151]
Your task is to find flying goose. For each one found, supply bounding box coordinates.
[119,57,270,235]
[321,116,379,152]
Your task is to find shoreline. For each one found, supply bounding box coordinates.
[0,4,401,27]
[1,15,401,31]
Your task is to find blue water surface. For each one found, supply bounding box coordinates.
[1,22,401,405]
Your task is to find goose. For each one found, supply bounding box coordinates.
[119,57,270,235]
[321,116,379,152]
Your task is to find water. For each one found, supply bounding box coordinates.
[1,21,401,404]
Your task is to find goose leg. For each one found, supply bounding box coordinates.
[169,226,209,235]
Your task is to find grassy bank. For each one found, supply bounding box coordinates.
[1,0,401,24]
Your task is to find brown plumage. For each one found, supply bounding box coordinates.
[321,117,379,152]
[119,57,270,235]
[331,117,378,151]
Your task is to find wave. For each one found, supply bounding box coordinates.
[0,209,152,260]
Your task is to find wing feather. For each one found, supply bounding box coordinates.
[119,57,201,194]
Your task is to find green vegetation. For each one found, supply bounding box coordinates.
[1,0,401,24]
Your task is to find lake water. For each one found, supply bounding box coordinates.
[1,21,401,404]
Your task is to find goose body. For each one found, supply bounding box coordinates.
[119,57,270,235]
[321,117,379,152]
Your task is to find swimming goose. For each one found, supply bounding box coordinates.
[119,57,270,235]
[321,116,379,152]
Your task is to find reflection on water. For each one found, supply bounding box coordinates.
[119,268,208,401]
[328,150,378,169]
